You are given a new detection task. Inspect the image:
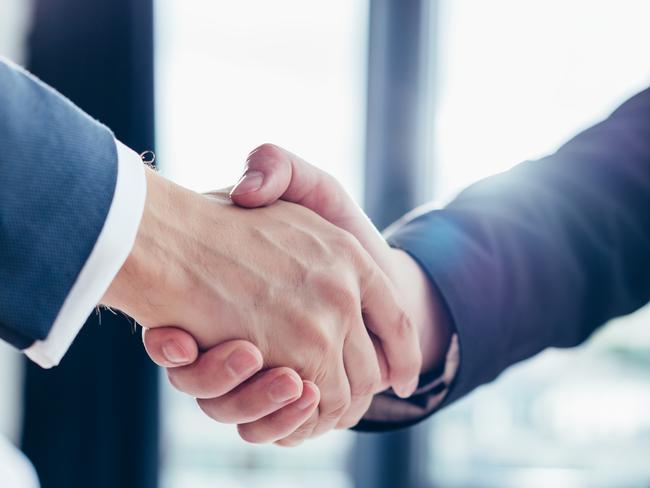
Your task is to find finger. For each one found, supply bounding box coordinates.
[276,359,350,444]
[234,144,353,219]
[166,340,264,398]
[197,368,302,424]
[371,333,391,391]
[310,358,352,437]
[143,326,199,367]
[230,143,361,233]
[230,144,293,207]
[337,322,381,429]
[274,408,319,448]
[237,381,320,444]
[360,258,422,398]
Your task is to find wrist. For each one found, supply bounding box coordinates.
[389,248,452,375]
[101,168,176,323]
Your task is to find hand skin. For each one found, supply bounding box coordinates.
[145,144,452,446]
[103,167,421,438]
[143,326,322,442]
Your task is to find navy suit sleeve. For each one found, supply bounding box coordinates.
[379,87,650,429]
[0,59,118,349]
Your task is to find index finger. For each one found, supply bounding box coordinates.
[360,258,422,398]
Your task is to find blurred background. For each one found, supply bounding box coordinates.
[1,1,650,487]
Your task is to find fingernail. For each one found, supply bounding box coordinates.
[409,377,420,394]
[397,377,419,398]
[395,389,409,399]
[226,349,261,377]
[161,340,190,365]
[230,170,264,196]
[295,383,317,410]
[269,374,301,403]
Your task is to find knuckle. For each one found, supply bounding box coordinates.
[302,323,332,354]
[312,272,360,317]
[393,308,415,342]
[335,227,359,249]
[333,229,365,262]
[334,290,360,321]
[283,309,332,354]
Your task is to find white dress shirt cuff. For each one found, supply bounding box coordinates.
[24,139,146,368]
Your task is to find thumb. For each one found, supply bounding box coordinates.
[230,144,392,269]
[229,144,294,208]
[143,326,199,368]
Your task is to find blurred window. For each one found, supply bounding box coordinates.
[428,1,650,487]
[154,1,368,487]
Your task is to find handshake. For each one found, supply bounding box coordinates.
[102,144,452,446]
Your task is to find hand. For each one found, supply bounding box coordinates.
[143,327,321,442]
[145,144,452,445]
[103,167,421,439]
[229,144,451,372]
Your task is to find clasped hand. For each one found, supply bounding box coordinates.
[104,145,446,446]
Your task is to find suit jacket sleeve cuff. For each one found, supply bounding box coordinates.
[24,139,146,368]
[356,334,459,432]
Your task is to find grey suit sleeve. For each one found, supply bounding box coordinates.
[0,59,118,349]
[357,87,650,432]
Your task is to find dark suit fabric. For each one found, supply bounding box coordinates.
[0,60,117,349]
[363,87,650,431]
